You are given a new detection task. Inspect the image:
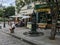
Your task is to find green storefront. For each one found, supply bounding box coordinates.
[35,4,52,28]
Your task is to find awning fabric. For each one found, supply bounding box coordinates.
[10,14,23,17]
[22,16,30,19]
[10,15,30,19]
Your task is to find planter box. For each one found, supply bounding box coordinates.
[27,22,31,29]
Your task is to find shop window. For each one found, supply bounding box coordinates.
[38,12,47,23]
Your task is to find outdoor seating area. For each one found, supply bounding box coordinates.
[15,21,25,27]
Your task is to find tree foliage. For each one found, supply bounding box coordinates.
[0,9,4,17]
[16,0,25,13]
[4,6,15,18]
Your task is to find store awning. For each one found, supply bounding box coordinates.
[22,16,30,19]
[10,14,30,19]
[10,14,23,18]
[35,8,50,12]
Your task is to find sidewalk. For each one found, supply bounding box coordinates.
[1,26,60,45]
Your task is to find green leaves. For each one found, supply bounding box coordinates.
[4,6,15,18]
[0,9,4,17]
[16,0,25,13]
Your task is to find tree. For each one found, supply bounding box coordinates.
[24,0,30,4]
[16,0,25,13]
[0,9,4,17]
[4,6,15,18]
[46,0,59,40]
[50,0,59,40]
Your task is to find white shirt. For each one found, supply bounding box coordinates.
[12,23,15,28]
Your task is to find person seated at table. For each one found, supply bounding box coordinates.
[20,20,25,27]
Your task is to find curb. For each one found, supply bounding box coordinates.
[3,31,38,45]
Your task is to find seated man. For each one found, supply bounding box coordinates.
[9,22,15,33]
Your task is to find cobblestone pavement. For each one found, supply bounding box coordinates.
[0,30,31,45]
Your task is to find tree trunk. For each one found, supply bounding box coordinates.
[50,0,59,40]
[46,0,59,40]
[50,14,57,40]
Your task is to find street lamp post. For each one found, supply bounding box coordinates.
[3,10,6,28]
[1,0,6,28]
[3,16,5,27]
